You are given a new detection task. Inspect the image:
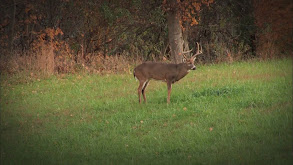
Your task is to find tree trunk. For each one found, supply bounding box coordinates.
[182,22,190,56]
[167,0,184,64]
[8,0,16,55]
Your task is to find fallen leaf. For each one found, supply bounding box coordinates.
[77,75,82,80]
[209,127,213,131]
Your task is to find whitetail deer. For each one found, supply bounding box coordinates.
[134,42,203,104]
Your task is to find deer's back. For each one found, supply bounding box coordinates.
[134,62,179,81]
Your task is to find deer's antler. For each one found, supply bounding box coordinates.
[182,49,193,54]
[182,49,193,61]
[191,42,203,61]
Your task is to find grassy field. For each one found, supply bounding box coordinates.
[1,58,292,164]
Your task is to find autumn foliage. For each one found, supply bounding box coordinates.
[253,0,293,58]
[0,0,292,75]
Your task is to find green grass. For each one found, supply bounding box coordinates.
[1,58,292,164]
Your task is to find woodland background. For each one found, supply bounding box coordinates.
[0,0,292,75]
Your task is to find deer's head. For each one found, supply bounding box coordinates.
[182,42,203,71]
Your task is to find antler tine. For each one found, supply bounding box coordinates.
[195,42,203,55]
[182,49,193,54]
[192,42,203,60]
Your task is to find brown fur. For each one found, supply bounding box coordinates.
[134,60,196,104]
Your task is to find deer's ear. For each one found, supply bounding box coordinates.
[188,57,193,62]
[191,55,197,62]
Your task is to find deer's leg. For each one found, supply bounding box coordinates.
[137,80,147,104]
[167,82,172,104]
[142,80,150,103]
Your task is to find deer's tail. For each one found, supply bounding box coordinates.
[133,70,138,81]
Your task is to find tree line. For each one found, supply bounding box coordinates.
[0,0,292,74]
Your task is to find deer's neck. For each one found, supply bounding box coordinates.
[173,64,190,81]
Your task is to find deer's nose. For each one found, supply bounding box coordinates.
[191,66,196,70]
